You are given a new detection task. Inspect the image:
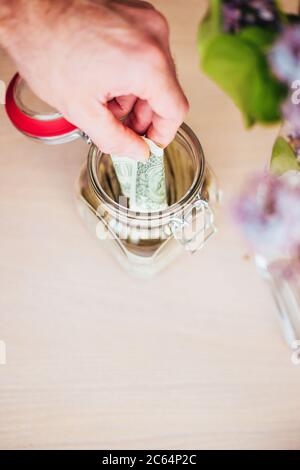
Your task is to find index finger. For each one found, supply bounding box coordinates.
[142,60,189,146]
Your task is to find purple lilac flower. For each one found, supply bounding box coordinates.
[281,97,300,154]
[222,0,280,33]
[233,171,300,261]
[269,26,300,84]
[282,97,300,132]
[251,0,276,21]
[223,3,242,32]
[268,253,300,279]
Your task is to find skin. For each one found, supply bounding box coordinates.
[0,0,189,159]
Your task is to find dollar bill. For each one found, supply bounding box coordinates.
[110,157,137,200]
[111,138,168,212]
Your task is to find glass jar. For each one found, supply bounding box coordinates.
[256,253,300,362]
[77,123,219,277]
[5,74,220,278]
[254,122,300,361]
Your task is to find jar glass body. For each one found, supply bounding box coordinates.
[76,123,219,278]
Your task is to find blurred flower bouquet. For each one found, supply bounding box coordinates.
[199,1,300,353]
[198,0,287,126]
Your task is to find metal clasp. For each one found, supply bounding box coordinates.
[81,132,92,145]
[170,198,216,253]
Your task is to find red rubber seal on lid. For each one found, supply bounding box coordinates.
[5,73,77,138]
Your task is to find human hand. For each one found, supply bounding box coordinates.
[2,0,189,159]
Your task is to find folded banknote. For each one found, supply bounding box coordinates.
[111,138,168,212]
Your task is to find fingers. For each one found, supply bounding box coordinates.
[97,105,150,159]
[142,58,189,146]
[107,94,137,119]
[124,99,153,135]
[110,0,155,12]
[148,84,189,146]
[67,100,149,160]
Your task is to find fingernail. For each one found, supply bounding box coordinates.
[111,142,150,162]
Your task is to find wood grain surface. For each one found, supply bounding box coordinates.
[0,0,300,450]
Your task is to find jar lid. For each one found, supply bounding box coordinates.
[5,73,81,144]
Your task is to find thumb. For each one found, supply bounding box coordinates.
[71,101,149,160]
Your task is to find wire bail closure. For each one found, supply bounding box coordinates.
[170,198,216,253]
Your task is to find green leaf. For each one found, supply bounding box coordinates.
[199,33,286,126]
[197,0,221,55]
[271,136,300,176]
[249,60,287,123]
[238,26,277,50]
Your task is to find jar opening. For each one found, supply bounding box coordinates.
[14,75,60,121]
[87,123,205,221]
[6,74,79,141]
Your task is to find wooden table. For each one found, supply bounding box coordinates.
[1,0,300,450]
